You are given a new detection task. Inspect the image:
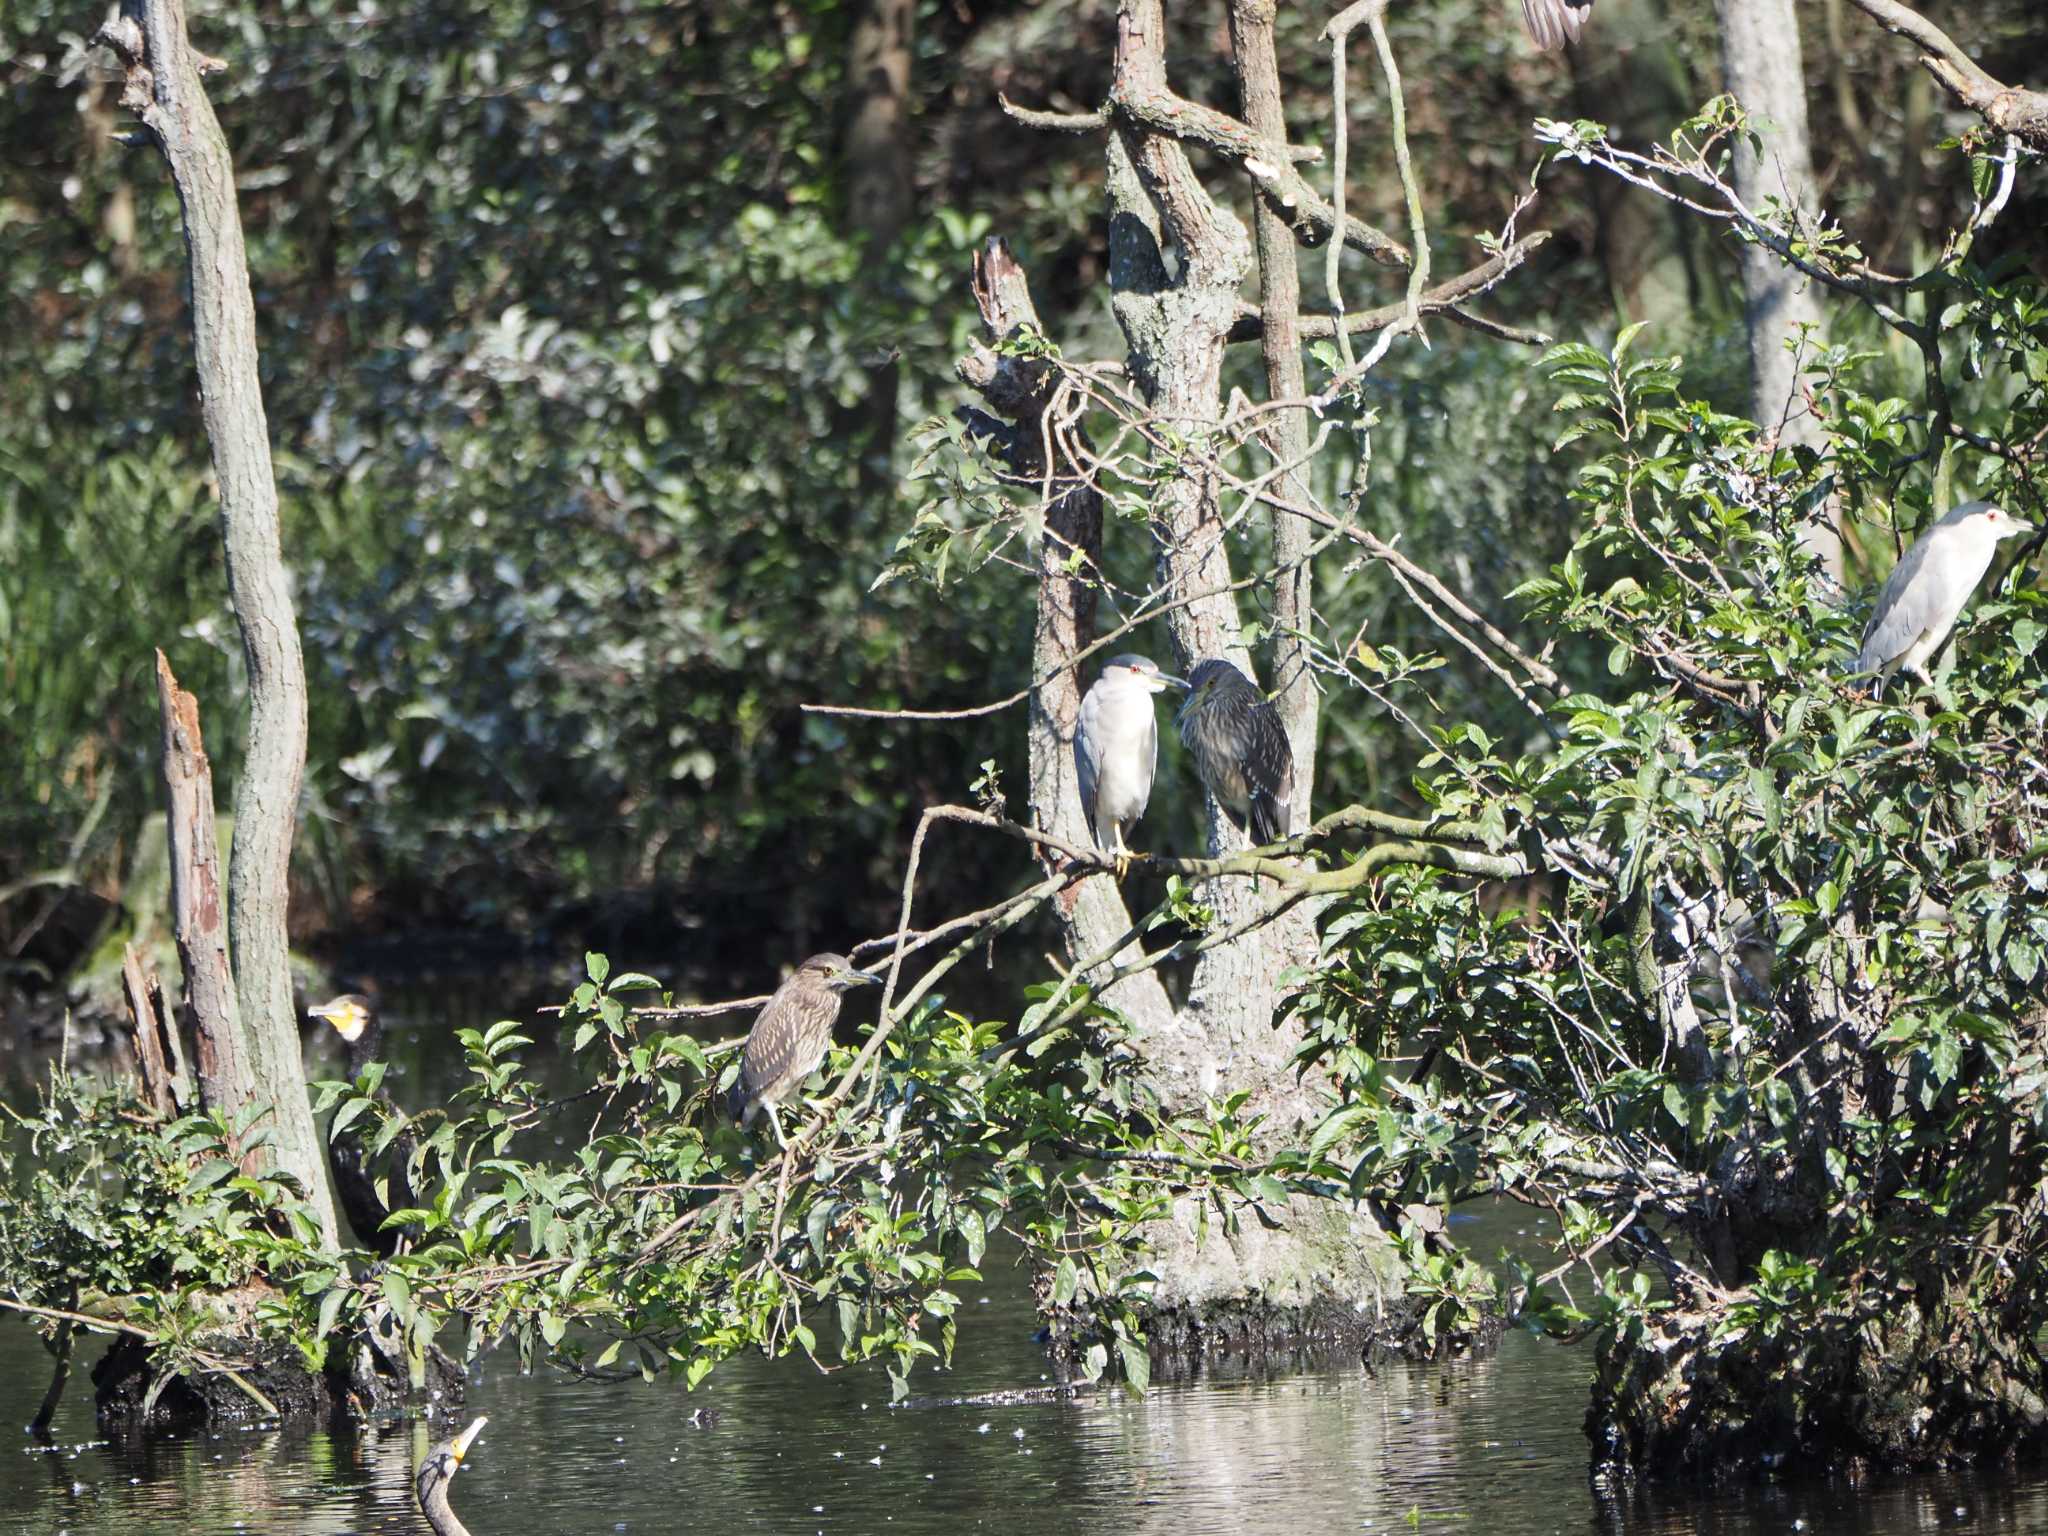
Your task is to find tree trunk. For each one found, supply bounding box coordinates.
[122,938,188,1117]
[1718,0,1843,582]
[1073,0,1402,1357]
[99,0,337,1245]
[155,652,256,1141]
[842,0,915,501]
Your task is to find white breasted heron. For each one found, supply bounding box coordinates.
[1857,500,2035,696]
[1520,0,1593,52]
[1074,654,1186,876]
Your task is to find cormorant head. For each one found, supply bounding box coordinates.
[415,1416,487,1515]
[308,994,374,1044]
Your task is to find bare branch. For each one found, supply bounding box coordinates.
[1228,233,1553,344]
[997,94,1108,133]
[1839,0,2048,152]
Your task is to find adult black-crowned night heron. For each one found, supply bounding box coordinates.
[1521,0,1592,51]
[308,993,418,1257]
[732,954,879,1146]
[1176,659,1295,847]
[1857,500,2035,696]
[1075,654,1186,875]
[415,1416,488,1536]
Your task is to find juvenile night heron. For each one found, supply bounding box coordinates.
[416,1416,488,1536]
[1857,500,2035,696]
[1520,0,1592,51]
[1176,659,1295,847]
[1075,654,1186,875]
[732,954,878,1146]
[307,993,418,1257]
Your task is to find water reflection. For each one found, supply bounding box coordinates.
[13,1270,2048,1534]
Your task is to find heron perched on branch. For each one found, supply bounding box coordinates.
[416,1416,488,1536]
[1176,659,1295,848]
[732,954,879,1147]
[308,993,418,1257]
[1520,0,1593,51]
[1857,500,2035,695]
[1075,654,1186,876]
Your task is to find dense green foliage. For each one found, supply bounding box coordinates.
[4,0,2048,1485]
[7,0,2042,987]
[1291,171,2048,1467]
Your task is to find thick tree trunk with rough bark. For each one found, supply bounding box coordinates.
[842,0,915,499]
[1718,0,1843,581]
[98,0,337,1245]
[963,0,1407,1363]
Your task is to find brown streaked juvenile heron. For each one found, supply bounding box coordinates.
[416,1416,488,1536]
[1857,500,2035,696]
[1521,0,1592,51]
[732,954,879,1146]
[308,993,419,1257]
[1176,658,1295,847]
[1075,654,1187,877]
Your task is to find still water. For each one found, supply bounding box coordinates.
[7,995,2048,1533]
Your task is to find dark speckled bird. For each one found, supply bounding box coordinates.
[307,993,418,1257]
[1175,659,1295,847]
[415,1416,488,1536]
[731,954,879,1147]
[1521,0,1592,51]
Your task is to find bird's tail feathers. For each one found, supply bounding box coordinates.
[1250,797,1289,848]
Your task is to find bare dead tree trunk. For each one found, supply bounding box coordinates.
[98,0,338,1244]
[843,0,915,500]
[123,939,188,1116]
[1718,0,1843,581]
[155,652,257,1141]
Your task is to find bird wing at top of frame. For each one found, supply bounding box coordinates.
[1520,0,1591,53]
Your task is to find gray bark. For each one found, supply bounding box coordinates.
[1096,0,1392,1337]
[961,2,1406,1347]
[1227,0,1316,819]
[1719,0,1843,581]
[101,0,338,1244]
[843,0,915,496]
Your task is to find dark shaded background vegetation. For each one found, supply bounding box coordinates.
[3,0,2044,1005]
